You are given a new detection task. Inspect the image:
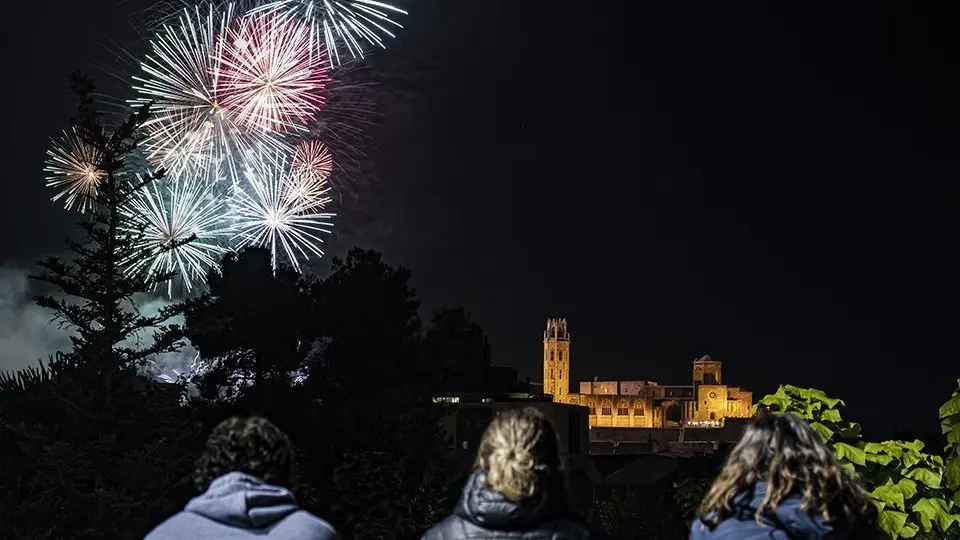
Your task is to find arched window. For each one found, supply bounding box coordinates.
[710,412,716,420]
[550,369,554,379]
[634,405,645,416]
[550,351,554,361]
[617,400,629,416]
[601,399,613,416]
[559,351,564,362]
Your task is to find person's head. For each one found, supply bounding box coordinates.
[194,416,295,491]
[475,407,561,502]
[698,412,874,529]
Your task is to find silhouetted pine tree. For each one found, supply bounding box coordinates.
[29,73,188,374]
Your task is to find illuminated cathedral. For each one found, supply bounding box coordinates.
[542,318,753,428]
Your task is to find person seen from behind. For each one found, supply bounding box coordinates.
[422,406,604,539]
[690,411,877,540]
[145,415,338,540]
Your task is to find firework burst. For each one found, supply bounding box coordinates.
[131,3,287,184]
[122,177,233,297]
[243,0,407,68]
[286,141,334,208]
[44,127,106,213]
[219,12,331,134]
[231,151,335,272]
[292,139,334,183]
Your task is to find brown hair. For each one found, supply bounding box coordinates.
[475,407,560,502]
[194,416,295,491]
[698,412,875,530]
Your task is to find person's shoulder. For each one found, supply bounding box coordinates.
[272,510,339,539]
[420,515,469,540]
[143,511,212,540]
[688,517,711,539]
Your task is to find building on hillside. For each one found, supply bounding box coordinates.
[542,318,753,429]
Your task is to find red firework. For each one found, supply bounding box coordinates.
[218,12,331,133]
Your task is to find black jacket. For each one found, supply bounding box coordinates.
[421,469,603,540]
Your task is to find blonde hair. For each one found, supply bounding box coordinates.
[475,407,560,502]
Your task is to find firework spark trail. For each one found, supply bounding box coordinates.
[122,177,234,297]
[219,12,331,134]
[44,128,106,213]
[231,151,335,272]
[131,3,289,185]
[243,0,406,68]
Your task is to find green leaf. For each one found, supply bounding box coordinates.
[809,421,835,443]
[940,394,960,419]
[866,452,895,466]
[879,509,909,539]
[903,440,926,452]
[755,395,788,412]
[839,422,862,439]
[945,456,960,491]
[899,522,919,538]
[834,441,866,466]
[895,479,918,501]
[945,423,960,448]
[904,467,942,489]
[821,408,843,423]
[941,413,959,434]
[911,498,939,532]
[867,441,904,459]
[904,450,922,469]
[913,497,960,533]
[872,482,905,511]
[803,402,823,418]
[782,385,801,397]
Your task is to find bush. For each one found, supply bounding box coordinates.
[756,383,960,539]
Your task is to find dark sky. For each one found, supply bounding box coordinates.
[1,1,956,437]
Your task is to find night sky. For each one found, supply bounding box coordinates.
[1,1,956,437]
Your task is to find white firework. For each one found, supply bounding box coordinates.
[122,177,234,297]
[131,3,287,185]
[44,127,106,213]
[243,0,407,68]
[231,151,335,272]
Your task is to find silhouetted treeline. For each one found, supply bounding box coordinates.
[0,245,501,539]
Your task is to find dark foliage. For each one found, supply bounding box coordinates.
[424,307,492,393]
[185,248,315,397]
[0,356,202,540]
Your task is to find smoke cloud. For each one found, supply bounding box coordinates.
[0,266,74,373]
[0,265,198,381]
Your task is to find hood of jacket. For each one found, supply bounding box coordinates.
[454,467,571,531]
[185,472,300,529]
[732,482,837,540]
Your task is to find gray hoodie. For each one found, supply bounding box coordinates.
[145,472,339,540]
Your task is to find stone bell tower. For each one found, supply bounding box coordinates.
[543,318,571,402]
[692,354,723,385]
